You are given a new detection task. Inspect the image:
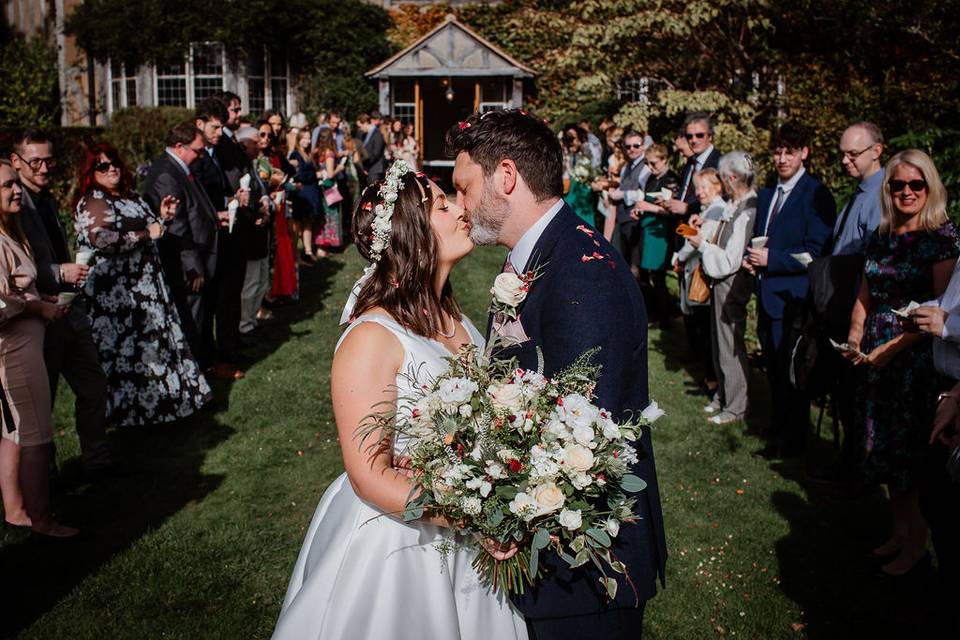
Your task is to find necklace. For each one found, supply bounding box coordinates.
[437,314,457,338]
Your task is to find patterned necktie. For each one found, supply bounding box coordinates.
[502,253,517,275]
[766,186,785,234]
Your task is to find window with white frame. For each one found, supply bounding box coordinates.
[244,49,290,116]
[479,78,508,112]
[192,43,224,102]
[616,76,651,103]
[246,50,266,114]
[109,60,138,110]
[156,60,188,107]
[391,80,415,125]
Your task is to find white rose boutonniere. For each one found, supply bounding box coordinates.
[491,272,527,308]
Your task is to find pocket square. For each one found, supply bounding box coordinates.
[493,316,530,344]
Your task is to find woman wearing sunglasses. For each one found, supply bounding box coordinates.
[844,149,957,577]
[72,143,211,427]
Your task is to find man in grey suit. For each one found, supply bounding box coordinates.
[357,112,386,185]
[10,130,112,477]
[143,122,219,364]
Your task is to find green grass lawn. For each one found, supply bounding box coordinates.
[1,247,932,639]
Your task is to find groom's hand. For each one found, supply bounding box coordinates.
[477,535,519,560]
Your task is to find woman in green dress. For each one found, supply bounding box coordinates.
[561,125,598,227]
[632,143,680,327]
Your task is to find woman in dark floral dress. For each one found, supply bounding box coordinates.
[846,149,957,576]
[73,143,211,427]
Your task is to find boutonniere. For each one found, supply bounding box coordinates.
[488,263,545,321]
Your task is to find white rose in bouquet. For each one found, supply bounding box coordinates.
[531,482,565,516]
[438,377,478,405]
[488,383,525,412]
[491,272,528,307]
[544,416,572,441]
[508,492,538,521]
[572,423,596,447]
[598,410,621,440]
[606,518,620,538]
[561,443,595,472]
[559,394,599,429]
[485,461,507,479]
[571,472,593,490]
[558,508,583,531]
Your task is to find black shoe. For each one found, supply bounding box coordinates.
[30,529,83,544]
[874,553,932,580]
[3,520,31,532]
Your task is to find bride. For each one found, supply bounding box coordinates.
[273,162,527,639]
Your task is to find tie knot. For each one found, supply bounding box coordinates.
[502,254,517,275]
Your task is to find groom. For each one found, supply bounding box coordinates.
[447,111,667,639]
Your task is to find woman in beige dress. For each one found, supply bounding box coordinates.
[0,160,78,539]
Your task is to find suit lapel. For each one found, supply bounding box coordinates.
[768,174,809,236]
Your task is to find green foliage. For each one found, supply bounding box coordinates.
[0,36,60,129]
[101,107,193,176]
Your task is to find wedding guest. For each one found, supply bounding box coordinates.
[232,127,272,337]
[675,169,725,396]
[289,129,322,262]
[665,112,721,219]
[608,130,650,273]
[630,143,680,328]
[357,113,386,185]
[0,159,76,539]
[10,130,112,478]
[264,109,285,142]
[309,111,327,149]
[827,121,886,484]
[396,122,419,170]
[386,118,403,162]
[691,155,757,424]
[143,122,218,369]
[845,149,957,576]
[746,122,835,458]
[562,125,597,226]
[578,118,603,170]
[74,144,212,426]
[314,128,344,251]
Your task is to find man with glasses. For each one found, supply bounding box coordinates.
[665,112,721,219]
[10,130,112,480]
[144,122,220,368]
[745,122,836,459]
[607,130,651,274]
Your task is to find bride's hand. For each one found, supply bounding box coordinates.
[475,534,519,560]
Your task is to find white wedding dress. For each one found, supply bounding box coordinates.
[273,314,528,640]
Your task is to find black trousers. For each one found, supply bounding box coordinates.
[43,311,110,467]
[758,306,810,451]
[526,604,646,640]
[158,242,209,366]
[683,305,716,383]
[207,228,246,363]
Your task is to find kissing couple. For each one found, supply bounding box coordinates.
[272,110,667,640]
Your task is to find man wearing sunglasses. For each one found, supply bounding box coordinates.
[746,122,836,459]
[664,112,721,219]
[9,130,113,480]
[607,130,651,273]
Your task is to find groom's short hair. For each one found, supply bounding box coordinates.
[445,109,563,201]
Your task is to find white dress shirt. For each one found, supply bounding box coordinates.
[509,199,565,273]
[165,148,191,176]
[699,192,757,280]
[762,166,805,235]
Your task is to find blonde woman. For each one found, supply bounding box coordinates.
[844,149,957,576]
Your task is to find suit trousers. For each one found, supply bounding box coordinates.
[710,275,751,417]
[240,257,270,334]
[208,229,246,362]
[43,311,110,468]
[758,305,811,451]
[525,604,645,640]
[919,434,960,636]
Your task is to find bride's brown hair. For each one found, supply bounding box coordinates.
[350,171,461,338]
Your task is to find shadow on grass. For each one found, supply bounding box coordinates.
[0,258,344,637]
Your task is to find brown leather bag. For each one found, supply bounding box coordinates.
[686,220,726,304]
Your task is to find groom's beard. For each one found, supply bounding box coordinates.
[469,184,510,246]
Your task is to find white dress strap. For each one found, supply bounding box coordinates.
[334,314,414,355]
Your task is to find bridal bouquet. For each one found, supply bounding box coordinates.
[358,344,663,600]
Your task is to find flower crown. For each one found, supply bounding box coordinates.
[367,160,414,262]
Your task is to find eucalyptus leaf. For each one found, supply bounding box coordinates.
[570,535,586,553]
[571,548,591,568]
[586,527,612,547]
[529,545,539,577]
[559,550,577,566]
[532,528,551,550]
[489,507,504,526]
[496,485,518,500]
[601,576,618,600]
[621,474,648,493]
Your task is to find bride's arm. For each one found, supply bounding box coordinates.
[331,322,447,525]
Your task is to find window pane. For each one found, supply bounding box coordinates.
[157,61,185,76]
[246,49,265,77]
[248,78,265,114]
[393,104,415,125]
[193,44,223,76]
[194,76,223,102]
[157,78,187,106]
[480,78,505,103]
[270,78,287,112]
[112,81,122,110]
[269,50,286,77]
[126,78,138,106]
[393,80,414,103]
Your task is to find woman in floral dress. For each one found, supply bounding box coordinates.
[846,149,958,576]
[73,143,211,427]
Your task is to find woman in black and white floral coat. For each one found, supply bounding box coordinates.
[73,143,211,427]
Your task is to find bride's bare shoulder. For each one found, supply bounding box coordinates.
[333,310,404,373]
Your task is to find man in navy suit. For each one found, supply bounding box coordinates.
[448,110,667,640]
[664,112,721,221]
[745,122,836,457]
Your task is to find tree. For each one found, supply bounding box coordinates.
[0,36,60,128]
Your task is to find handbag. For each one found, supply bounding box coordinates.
[323,183,343,207]
[686,219,725,304]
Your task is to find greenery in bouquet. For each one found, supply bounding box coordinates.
[357,343,663,601]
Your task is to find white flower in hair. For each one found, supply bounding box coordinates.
[366,160,414,263]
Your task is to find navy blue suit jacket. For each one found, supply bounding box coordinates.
[489,204,667,620]
[753,172,836,320]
